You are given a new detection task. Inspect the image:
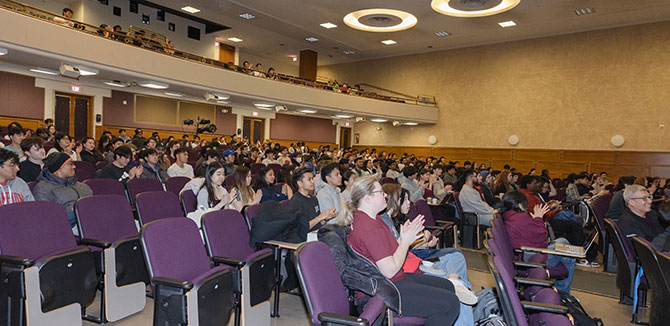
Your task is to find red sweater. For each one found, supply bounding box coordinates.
[503,210,549,249]
[519,188,557,221]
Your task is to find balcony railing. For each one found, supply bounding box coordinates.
[0,0,437,106]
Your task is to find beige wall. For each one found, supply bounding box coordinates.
[319,20,670,152]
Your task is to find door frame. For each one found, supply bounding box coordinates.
[55,92,94,138]
[243,116,265,144]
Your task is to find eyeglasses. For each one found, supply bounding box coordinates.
[2,162,16,168]
[370,190,385,196]
[630,196,653,201]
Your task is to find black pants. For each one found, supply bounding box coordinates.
[393,273,460,326]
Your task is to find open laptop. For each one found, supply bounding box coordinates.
[554,230,598,256]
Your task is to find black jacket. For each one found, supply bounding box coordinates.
[617,208,666,252]
[317,225,402,314]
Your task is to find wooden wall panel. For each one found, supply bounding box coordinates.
[95,125,227,143]
[0,116,42,131]
[267,139,337,150]
[353,145,670,179]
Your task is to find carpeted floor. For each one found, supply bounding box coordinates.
[461,247,619,298]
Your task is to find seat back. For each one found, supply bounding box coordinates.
[201,209,255,260]
[75,195,138,243]
[166,176,190,196]
[380,177,397,185]
[604,218,637,295]
[487,255,527,326]
[0,201,78,260]
[140,218,212,283]
[224,174,236,190]
[95,161,109,170]
[127,178,164,205]
[245,203,261,230]
[136,191,184,226]
[74,161,95,174]
[632,237,670,294]
[658,251,670,292]
[179,189,197,215]
[407,202,419,221]
[414,199,436,227]
[267,164,281,177]
[294,242,351,325]
[84,178,126,196]
[75,166,94,181]
[453,191,465,217]
[250,163,265,175]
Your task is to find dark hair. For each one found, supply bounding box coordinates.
[455,169,476,191]
[253,166,273,190]
[137,148,157,160]
[111,137,124,145]
[502,191,528,214]
[204,149,219,160]
[340,169,354,192]
[320,163,340,183]
[519,175,536,189]
[8,127,24,137]
[20,137,44,152]
[279,164,295,186]
[62,8,72,14]
[616,176,636,191]
[167,141,179,156]
[200,161,225,207]
[53,132,70,152]
[173,147,188,156]
[0,148,19,166]
[98,135,111,152]
[82,136,95,144]
[113,145,133,160]
[292,167,313,190]
[541,169,549,176]
[503,164,511,170]
[402,165,418,178]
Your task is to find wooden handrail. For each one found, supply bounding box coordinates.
[0,0,437,107]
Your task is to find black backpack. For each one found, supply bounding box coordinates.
[556,291,603,326]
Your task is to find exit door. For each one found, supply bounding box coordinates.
[243,117,264,144]
[340,127,351,149]
[55,92,92,139]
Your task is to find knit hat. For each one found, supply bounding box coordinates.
[45,152,72,173]
[480,170,489,178]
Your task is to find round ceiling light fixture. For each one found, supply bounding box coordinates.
[343,8,417,32]
[431,0,520,17]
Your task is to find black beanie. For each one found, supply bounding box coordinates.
[45,152,72,173]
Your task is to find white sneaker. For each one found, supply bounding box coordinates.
[419,261,447,275]
[448,278,478,305]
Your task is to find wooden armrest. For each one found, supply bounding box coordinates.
[263,240,302,251]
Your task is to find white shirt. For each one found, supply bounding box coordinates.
[167,162,194,178]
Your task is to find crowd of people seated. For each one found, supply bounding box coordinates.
[2,118,670,324]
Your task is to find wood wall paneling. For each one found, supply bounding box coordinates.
[0,117,43,132]
[95,125,229,143]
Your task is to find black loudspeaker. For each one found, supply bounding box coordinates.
[237,128,241,135]
[96,114,102,123]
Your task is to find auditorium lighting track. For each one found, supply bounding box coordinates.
[181,6,200,14]
[0,47,7,56]
[29,67,58,75]
[138,80,169,89]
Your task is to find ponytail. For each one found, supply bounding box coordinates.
[335,175,379,226]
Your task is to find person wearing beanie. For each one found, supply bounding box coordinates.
[33,152,92,232]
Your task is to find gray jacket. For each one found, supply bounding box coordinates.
[459,184,495,225]
[316,183,342,218]
[33,169,92,226]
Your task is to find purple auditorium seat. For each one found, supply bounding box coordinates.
[380,177,397,185]
[74,195,148,323]
[294,241,425,326]
[0,201,97,324]
[604,218,648,306]
[165,176,190,196]
[244,203,261,230]
[126,177,164,205]
[224,174,236,190]
[84,178,126,197]
[179,189,197,215]
[631,237,670,325]
[27,181,36,192]
[135,191,184,226]
[74,161,95,181]
[415,199,457,247]
[267,163,281,177]
[95,160,109,170]
[201,209,275,325]
[140,218,235,325]
[250,163,265,175]
[589,192,614,272]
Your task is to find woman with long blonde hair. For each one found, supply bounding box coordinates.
[230,166,262,211]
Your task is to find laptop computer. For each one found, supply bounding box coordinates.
[554,230,598,256]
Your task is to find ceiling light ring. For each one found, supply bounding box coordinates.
[431,0,520,17]
[343,8,417,32]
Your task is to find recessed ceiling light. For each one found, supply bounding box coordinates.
[434,31,450,37]
[344,9,417,32]
[320,22,337,29]
[305,37,319,42]
[77,66,99,76]
[575,8,595,16]
[343,50,355,55]
[138,80,169,89]
[404,122,418,126]
[164,91,184,97]
[370,119,388,122]
[253,102,275,110]
[298,109,317,114]
[216,100,229,104]
[104,80,128,88]
[227,37,243,42]
[181,6,200,14]
[29,67,58,75]
[336,114,353,119]
[498,20,516,27]
[431,0,520,18]
[0,47,7,56]
[381,40,397,45]
[239,13,255,19]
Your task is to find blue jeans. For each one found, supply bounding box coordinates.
[416,248,474,326]
[523,238,576,293]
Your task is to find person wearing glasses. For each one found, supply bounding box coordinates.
[0,149,34,206]
[617,184,667,251]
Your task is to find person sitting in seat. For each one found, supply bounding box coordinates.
[617,184,669,251]
[4,127,26,161]
[340,176,461,326]
[400,166,427,202]
[253,166,292,203]
[79,137,103,166]
[33,152,92,231]
[47,132,81,161]
[502,191,576,293]
[196,162,236,211]
[95,145,142,185]
[221,149,238,176]
[316,163,342,217]
[167,148,194,178]
[0,149,34,206]
[195,149,218,178]
[457,169,496,226]
[138,148,169,185]
[229,166,262,211]
[606,176,636,219]
[18,137,45,183]
[385,160,401,179]
[290,167,336,231]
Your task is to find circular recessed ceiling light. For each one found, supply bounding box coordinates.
[335,114,354,119]
[298,109,317,114]
[253,101,276,110]
[343,8,417,32]
[431,0,520,17]
[370,119,388,122]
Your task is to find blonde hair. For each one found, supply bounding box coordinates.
[336,175,379,226]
